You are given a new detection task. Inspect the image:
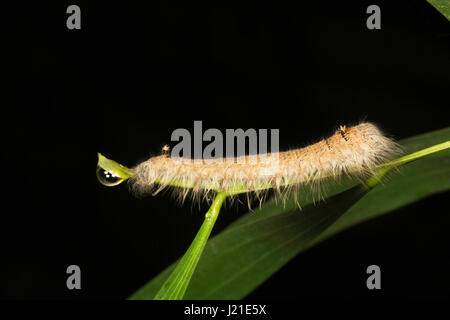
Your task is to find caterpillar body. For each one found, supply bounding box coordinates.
[128,122,401,203]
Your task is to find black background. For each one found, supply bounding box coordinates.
[2,0,449,300]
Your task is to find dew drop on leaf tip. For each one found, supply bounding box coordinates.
[96,166,126,186]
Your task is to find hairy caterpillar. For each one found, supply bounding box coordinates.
[128,122,402,204]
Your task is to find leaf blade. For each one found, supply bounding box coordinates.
[427,0,450,21]
[131,127,450,300]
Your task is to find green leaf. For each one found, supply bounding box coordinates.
[427,0,450,21]
[130,127,450,299]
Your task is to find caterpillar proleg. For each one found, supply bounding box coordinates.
[128,122,402,203]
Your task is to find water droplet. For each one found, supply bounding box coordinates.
[96,166,125,186]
